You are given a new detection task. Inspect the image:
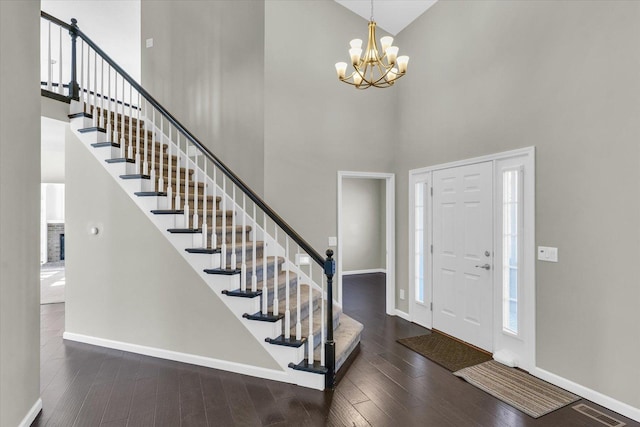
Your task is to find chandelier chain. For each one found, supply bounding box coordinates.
[370,0,374,21]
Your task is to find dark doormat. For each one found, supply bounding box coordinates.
[397,331,492,372]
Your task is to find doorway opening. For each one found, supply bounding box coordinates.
[337,172,395,315]
[41,117,68,305]
[408,147,535,371]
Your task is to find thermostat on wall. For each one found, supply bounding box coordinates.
[537,246,558,262]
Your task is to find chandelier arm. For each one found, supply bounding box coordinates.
[340,69,374,88]
[344,64,398,88]
[340,71,364,86]
[353,64,367,80]
[375,61,391,83]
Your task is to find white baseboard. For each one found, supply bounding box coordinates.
[394,309,411,321]
[532,367,640,422]
[342,269,386,276]
[63,332,291,385]
[19,398,42,427]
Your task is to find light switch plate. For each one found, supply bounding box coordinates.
[295,253,311,265]
[399,289,405,300]
[538,246,558,262]
[145,38,153,48]
[328,236,337,246]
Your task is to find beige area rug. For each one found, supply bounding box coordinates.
[454,361,580,418]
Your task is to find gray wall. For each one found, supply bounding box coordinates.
[342,178,385,272]
[0,1,41,425]
[65,128,280,371]
[394,0,640,408]
[140,0,396,265]
[141,0,265,195]
[264,0,395,254]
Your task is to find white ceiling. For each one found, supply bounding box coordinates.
[335,0,438,35]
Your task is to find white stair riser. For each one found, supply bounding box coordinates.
[241,318,282,340]
[166,232,196,249]
[70,116,94,131]
[103,161,132,177]
[70,100,84,115]
[79,129,106,144]
[119,179,146,195]
[151,214,179,230]
[91,146,121,163]
[266,343,305,370]
[136,195,165,212]
[291,370,325,391]
[224,294,260,315]
[185,254,217,272]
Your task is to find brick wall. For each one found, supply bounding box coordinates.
[47,223,65,262]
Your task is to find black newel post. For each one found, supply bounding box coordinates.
[68,18,80,100]
[324,249,336,389]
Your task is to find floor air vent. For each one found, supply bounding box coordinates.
[572,403,626,427]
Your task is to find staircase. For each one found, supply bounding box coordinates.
[43,12,362,390]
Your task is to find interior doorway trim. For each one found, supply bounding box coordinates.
[408,147,535,371]
[337,171,395,315]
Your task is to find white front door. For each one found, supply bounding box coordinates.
[432,162,493,351]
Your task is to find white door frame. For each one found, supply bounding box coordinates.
[408,147,535,370]
[337,171,396,315]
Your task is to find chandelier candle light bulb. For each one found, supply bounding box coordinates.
[334,1,409,90]
[335,62,348,79]
[386,67,398,82]
[385,46,399,64]
[349,47,362,65]
[397,55,409,73]
[380,36,393,53]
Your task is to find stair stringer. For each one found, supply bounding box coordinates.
[68,114,326,390]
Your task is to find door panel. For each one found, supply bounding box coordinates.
[433,162,493,351]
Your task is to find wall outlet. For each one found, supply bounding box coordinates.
[537,246,558,262]
[328,236,337,246]
[399,289,405,300]
[145,38,153,48]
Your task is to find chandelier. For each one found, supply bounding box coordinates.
[334,0,409,89]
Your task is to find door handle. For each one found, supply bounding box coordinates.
[475,264,491,270]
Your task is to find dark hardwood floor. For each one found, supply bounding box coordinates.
[34,273,638,426]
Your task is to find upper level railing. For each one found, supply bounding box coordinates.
[41,11,337,388]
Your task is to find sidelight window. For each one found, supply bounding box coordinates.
[502,168,522,335]
[414,183,426,304]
